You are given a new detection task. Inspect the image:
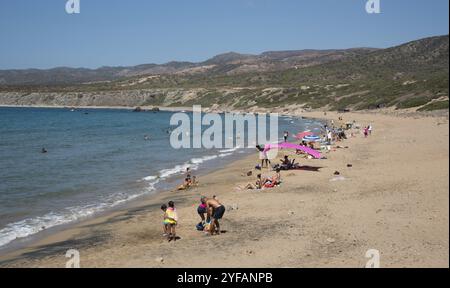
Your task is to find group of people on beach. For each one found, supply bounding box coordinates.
[159,115,373,242]
[160,195,226,242]
[196,196,226,235]
[161,167,227,242]
[241,167,282,190]
[176,168,198,190]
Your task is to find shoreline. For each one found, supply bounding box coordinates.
[0,110,448,267]
[0,147,256,255]
[0,109,318,257]
[0,104,194,112]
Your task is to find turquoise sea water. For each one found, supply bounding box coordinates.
[0,107,322,248]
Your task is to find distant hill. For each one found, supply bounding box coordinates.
[0,48,377,85]
[0,35,448,111]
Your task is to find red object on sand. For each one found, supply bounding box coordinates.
[294,131,314,140]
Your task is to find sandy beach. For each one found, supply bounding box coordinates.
[0,110,448,268]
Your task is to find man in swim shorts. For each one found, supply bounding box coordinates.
[205,197,226,235]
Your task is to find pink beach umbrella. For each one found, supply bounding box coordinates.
[295,131,314,140]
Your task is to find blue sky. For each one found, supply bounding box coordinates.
[0,0,448,69]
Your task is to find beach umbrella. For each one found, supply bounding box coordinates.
[303,135,321,142]
[294,131,313,140]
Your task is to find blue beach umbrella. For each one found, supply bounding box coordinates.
[303,135,321,142]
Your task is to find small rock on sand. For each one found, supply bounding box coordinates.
[155,257,164,263]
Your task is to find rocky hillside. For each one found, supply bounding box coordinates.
[0,48,376,86]
[0,35,448,112]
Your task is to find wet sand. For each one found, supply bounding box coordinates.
[0,110,448,268]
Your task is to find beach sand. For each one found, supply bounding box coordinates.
[0,110,448,268]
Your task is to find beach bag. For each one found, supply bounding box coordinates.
[196,222,204,231]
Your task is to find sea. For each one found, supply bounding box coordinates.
[0,107,323,249]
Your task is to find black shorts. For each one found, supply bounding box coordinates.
[197,206,207,214]
[213,205,226,220]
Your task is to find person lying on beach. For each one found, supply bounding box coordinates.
[161,204,169,237]
[204,197,226,235]
[165,201,178,241]
[246,174,265,189]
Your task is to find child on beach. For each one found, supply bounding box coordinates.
[165,201,178,242]
[197,196,208,224]
[161,204,169,237]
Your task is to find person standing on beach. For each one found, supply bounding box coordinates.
[161,204,169,237]
[166,201,178,241]
[283,131,289,142]
[256,145,271,168]
[205,197,226,235]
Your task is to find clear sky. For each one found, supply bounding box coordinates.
[0,0,448,69]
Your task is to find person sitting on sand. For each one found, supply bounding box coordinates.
[204,197,226,235]
[263,168,282,188]
[165,201,178,241]
[161,204,169,237]
[277,156,300,171]
[280,155,293,170]
[177,177,192,191]
[248,174,266,189]
[191,176,199,187]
